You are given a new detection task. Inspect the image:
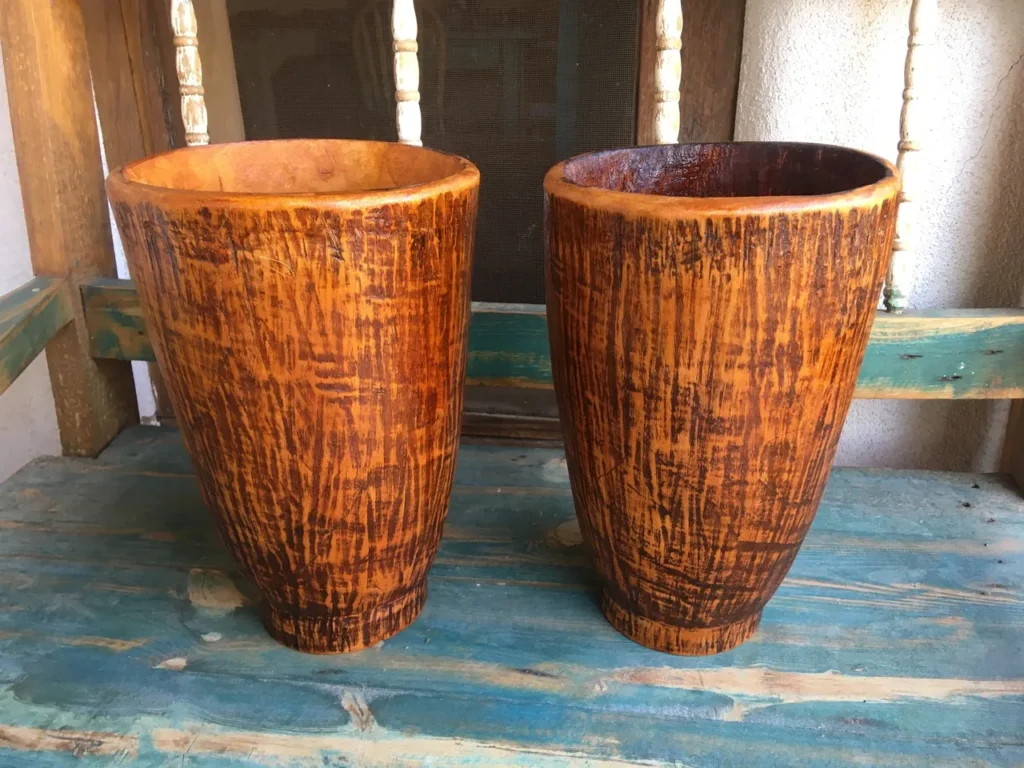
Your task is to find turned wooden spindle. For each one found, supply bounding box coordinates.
[171,0,209,147]
[884,0,936,312]
[393,0,422,146]
[652,0,683,145]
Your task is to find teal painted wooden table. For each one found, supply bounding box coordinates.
[0,426,1021,766]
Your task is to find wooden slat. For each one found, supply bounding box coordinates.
[119,0,186,155]
[859,310,1024,399]
[0,278,73,396]
[80,280,1024,401]
[82,0,176,422]
[0,0,138,457]
[192,0,245,144]
[0,425,1020,765]
[637,0,746,144]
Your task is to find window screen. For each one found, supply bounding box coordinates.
[227,0,639,303]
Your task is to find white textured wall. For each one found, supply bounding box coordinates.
[736,0,1024,470]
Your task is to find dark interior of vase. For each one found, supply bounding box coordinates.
[121,139,468,195]
[561,143,894,198]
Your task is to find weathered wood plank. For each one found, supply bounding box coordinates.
[82,281,1024,400]
[0,278,73,395]
[0,425,1020,765]
[637,0,746,144]
[0,0,138,455]
[81,0,176,421]
[81,278,152,364]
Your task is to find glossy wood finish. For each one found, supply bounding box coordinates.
[0,426,1021,765]
[546,143,901,654]
[0,0,139,456]
[106,139,479,653]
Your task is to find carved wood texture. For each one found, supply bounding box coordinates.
[171,0,209,146]
[106,140,479,652]
[392,0,422,145]
[885,0,937,312]
[545,143,901,654]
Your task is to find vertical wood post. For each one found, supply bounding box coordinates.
[637,0,683,145]
[171,0,209,146]
[0,0,138,456]
[393,0,422,146]
[884,0,937,313]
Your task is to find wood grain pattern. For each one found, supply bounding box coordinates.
[0,0,139,457]
[81,0,176,422]
[119,0,187,155]
[546,143,901,654]
[637,0,746,144]
[192,0,245,144]
[0,278,73,395]
[106,139,479,652]
[0,425,1020,765]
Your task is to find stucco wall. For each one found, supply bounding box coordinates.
[736,0,1024,470]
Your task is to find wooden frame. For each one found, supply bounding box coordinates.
[0,0,1021,486]
[0,0,139,456]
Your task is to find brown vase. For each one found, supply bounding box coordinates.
[107,139,479,653]
[545,143,900,655]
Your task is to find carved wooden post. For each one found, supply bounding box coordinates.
[652,0,683,145]
[171,0,209,146]
[393,0,422,146]
[884,0,936,313]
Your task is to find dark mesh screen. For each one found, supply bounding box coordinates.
[227,0,639,303]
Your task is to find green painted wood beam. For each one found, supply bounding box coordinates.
[81,279,1024,400]
[0,277,73,395]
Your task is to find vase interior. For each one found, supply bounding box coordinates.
[119,139,468,196]
[560,143,895,199]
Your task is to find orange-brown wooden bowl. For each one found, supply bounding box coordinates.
[107,139,479,653]
[545,143,900,655]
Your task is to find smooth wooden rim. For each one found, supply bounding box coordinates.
[545,141,901,219]
[107,139,480,211]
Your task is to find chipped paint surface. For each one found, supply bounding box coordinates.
[0,427,1021,766]
[0,725,138,758]
[612,667,1024,705]
[149,727,663,766]
[156,657,188,671]
[187,568,245,614]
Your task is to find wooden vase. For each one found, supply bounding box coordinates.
[107,140,479,653]
[545,143,900,655]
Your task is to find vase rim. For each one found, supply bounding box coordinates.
[545,142,900,217]
[107,139,479,209]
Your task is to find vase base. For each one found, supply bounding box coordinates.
[262,582,427,654]
[601,593,762,656]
